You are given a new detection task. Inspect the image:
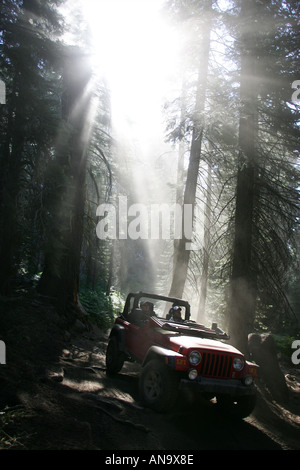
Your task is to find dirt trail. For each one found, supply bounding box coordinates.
[0,299,299,452]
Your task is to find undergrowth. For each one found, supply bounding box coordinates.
[79,285,124,331]
[273,334,300,360]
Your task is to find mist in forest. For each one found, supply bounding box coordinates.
[82,0,201,305]
[79,0,298,331]
[89,1,210,323]
[1,0,298,350]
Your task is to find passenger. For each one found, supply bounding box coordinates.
[167,302,179,320]
[170,305,183,322]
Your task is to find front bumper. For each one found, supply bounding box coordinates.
[179,376,256,396]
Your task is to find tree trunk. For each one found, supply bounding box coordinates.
[172,79,186,272]
[197,160,212,323]
[0,70,26,295]
[168,3,212,298]
[106,240,115,296]
[38,48,93,314]
[228,0,260,353]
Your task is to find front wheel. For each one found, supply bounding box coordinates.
[216,394,256,419]
[139,359,178,412]
[106,336,124,375]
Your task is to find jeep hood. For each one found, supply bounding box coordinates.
[168,335,243,356]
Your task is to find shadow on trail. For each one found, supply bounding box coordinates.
[163,398,283,450]
[102,367,283,451]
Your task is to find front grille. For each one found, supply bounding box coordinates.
[198,352,233,378]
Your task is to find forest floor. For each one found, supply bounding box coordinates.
[0,293,300,456]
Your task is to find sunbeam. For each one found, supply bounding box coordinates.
[77,0,183,291]
[81,0,181,146]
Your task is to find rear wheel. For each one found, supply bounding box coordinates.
[106,336,124,375]
[139,359,178,412]
[216,394,256,419]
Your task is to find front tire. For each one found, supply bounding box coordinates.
[139,359,178,412]
[106,336,124,375]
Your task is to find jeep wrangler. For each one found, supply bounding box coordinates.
[105,292,259,419]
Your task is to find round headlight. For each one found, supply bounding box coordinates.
[189,350,202,366]
[233,357,244,371]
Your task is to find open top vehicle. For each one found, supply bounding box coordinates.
[105,292,259,419]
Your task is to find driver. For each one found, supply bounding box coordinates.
[140,301,156,317]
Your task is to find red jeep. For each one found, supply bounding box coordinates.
[105,292,259,419]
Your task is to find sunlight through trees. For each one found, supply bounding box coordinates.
[0,0,299,346]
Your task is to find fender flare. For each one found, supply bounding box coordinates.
[142,345,185,367]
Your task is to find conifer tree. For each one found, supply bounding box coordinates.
[0,0,63,294]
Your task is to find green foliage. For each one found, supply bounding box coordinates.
[79,285,124,331]
[273,334,300,359]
